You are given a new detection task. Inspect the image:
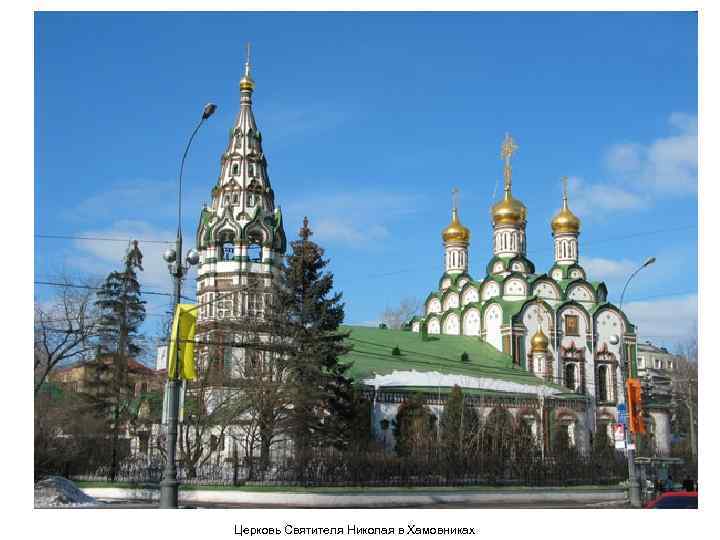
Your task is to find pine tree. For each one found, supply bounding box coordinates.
[269,217,353,458]
[90,241,146,481]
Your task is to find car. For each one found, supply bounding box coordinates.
[644,491,698,509]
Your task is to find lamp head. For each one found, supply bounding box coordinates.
[643,256,657,268]
[162,248,177,263]
[186,248,200,266]
[202,103,217,120]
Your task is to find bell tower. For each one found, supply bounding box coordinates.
[194,45,287,376]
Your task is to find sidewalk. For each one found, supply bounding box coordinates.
[83,486,628,508]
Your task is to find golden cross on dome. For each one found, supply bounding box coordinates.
[452,187,459,210]
[501,132,518,163]
[246,42,251,65]
[562,176,569,201]
[500,133,518,191]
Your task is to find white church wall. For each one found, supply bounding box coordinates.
[443,292,459,311]
[595,309,626,404]
[462,308,481,336]
[442,313,460,335]
[461,286,479,306]
[484,304,503,352]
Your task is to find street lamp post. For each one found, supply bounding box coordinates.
[159,103,217,509]
[611,255,656,509]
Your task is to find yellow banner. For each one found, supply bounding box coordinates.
[167,304,197,381]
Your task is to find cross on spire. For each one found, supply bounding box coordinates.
[299,216,313,241]
[452,187,459,210]
[500,132,518,192]
[562,176,569,202]
[245,42,252,75]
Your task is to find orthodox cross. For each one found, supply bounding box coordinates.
[501,133,518,191]
[299,216,313,241]
[125,239,144,272]
[452,187,459,211]
[561,175,569,202]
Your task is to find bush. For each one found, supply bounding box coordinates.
[392,346,401,356]
[461,352,470,363]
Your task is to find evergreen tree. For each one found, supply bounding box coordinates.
[90,241,146,481]
[392,395,437,458]
[269,217,353,456]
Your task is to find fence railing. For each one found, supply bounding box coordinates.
[65,449,629,488]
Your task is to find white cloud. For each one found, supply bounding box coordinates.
[569,112,697,220]
[66,178,207,228]
[580,256,639,281]
[605,112,697,195]
[568,176,646,218]
[623,294,697,343]
[283,190,421,247]
[71,220,177,292]
[313,219,388,244]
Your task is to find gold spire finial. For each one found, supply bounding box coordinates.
[442,188,470,245]
[551,175,581,234]
[240,42,255,91]
[501,133,518,191]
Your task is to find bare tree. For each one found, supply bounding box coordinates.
[380,297,422,329]
[34,275,99,394]
[672,324,698,460]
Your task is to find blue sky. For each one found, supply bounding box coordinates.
[35,11,697,353]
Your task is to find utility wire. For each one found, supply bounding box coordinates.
[35,280,175,298]
[35,234,173,244]
[367,223,697,279]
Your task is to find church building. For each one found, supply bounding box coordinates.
[173,56,670,464]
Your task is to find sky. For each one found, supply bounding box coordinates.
[34,11,698,354]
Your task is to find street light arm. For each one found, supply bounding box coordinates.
[619,257,656,310]
[177,117,207,237]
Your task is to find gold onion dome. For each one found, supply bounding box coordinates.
[491,189,527,227]
[551,189,581,235]
[531,327,549,353]
[442,208,471,245]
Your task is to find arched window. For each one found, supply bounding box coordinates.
[219,231,235,261]
[597,365,608,402]
[222,242,234,261]
[248,163,255,177]
[232,192,239,204]
[247,193,256,207]
[231,163,239,176]
[564,363,576,391]
[247,233,262,262]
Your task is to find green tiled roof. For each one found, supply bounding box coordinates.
[340,325,565,391]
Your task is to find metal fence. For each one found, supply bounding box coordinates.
[67,449,629,488]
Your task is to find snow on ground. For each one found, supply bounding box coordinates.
[34,476,103,508]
